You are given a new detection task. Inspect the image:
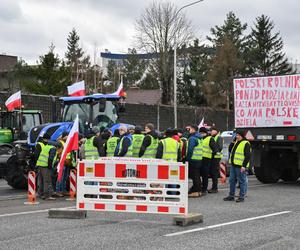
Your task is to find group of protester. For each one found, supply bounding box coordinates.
[35,122,251,202]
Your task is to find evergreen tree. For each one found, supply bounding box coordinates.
[207,11,248,54]
[177,39,212,106]
[123,49,147,89]
[23,44,69,95]
[65,28,84,83]
[248,15,293,75]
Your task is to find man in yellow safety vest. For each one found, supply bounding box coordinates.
[156,128,181,162]
[132,126,144,158]
[199,127,219,196]
[139,123,159,158]
[208,126,223,193]
[185,125,203,198]
[224,129,251,202]
[35,133,56,200]
[116,125,133,157]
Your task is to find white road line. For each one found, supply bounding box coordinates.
[164,211,291,237]
[0,206,75,218]
[218,184,273,191]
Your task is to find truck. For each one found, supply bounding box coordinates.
[1,93,125,189]
[234,74,300,183]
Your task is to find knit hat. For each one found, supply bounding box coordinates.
[61,131,69,138]
[199,127,208,133]
[235,129,245,138]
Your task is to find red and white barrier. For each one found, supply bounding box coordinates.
[24,171,39,205]
[220,162,227,184]
[67,169,77,201]
[76,158,188,215]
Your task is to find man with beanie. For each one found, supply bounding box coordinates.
[139,123,159,158]
[186,125,203,198]
[224,129,251,202]
[116,125,133,157]
[132,126,144,157]
[208,126,224,193]
[35,133,56,200]
[199,127,219,196]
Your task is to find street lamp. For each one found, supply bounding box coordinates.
[174,0,204,128]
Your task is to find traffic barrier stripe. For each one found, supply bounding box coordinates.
[77,159,188,215]
[78,202,186,214]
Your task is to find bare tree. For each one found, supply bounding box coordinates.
[135,1,194,104]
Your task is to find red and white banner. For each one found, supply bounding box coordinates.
[67,81,86,96]
[112,82,126,97]
[234,74,300,128]
[57,116,79,182]
[5,91,21,111]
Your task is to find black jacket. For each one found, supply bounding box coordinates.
[230,139,251,168]
[116,132,132,157]
[139,130,158,157]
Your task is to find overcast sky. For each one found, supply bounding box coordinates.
[1,0,299,65]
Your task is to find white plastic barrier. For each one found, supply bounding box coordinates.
[77,158,188,215]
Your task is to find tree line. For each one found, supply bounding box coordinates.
[9,1,293,110]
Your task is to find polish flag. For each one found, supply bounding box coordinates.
[112,82,126,97]
[57,116,79,182]
[67,81,86,96]
[198,117,204,128]
[5,91,21,111]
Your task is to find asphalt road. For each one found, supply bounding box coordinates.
[0,176,299,250]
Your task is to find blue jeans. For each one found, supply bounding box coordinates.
[56,166,69,192]
[229,166,248,199]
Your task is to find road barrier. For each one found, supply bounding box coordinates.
[66,169,77,201]
[24,171,39,205]
[220,162,226,184]
[76,158,188,215]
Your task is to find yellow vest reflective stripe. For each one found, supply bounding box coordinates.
[132,134,144,158]
[118,136,133,157]
[36,142,53,167]
[84,136,99,160]
[202,136,213,159]
[142,135,158,159]
[106,136,119,157]
[232,141,250,168]
[214,133,223,159]
[60,140,71,160]
[162,137,179,162]
[187,138,203,161]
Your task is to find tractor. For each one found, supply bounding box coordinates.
[2,94,125,189]
[0,109,43,179]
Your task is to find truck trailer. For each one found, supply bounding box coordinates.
[234,74,300,183]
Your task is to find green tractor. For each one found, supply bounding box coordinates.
[0,110,43,178]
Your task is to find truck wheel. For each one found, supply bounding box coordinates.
[254,151,282,183]
[5,155,27,189]
[280,168,300,182]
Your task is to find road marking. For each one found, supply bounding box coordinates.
[0,206,75,218]
[218,184,273,191]
[164,211,291,237]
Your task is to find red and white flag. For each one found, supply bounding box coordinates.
[198,117,204,128]
[57,116,79,182]
[5,91,21,111]
[112,82,126,97]
[67,81,86,96]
